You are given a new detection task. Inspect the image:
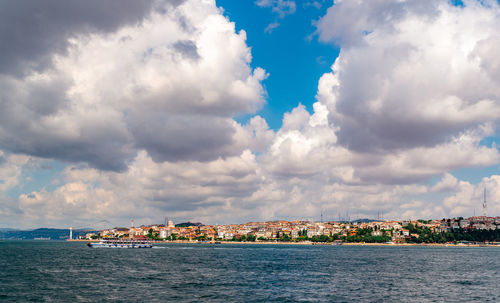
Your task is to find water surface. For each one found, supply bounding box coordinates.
[0,241,499,302]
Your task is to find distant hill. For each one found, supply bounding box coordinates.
[0,228,97,240]
[351,218,378,223]
[175,222,203,227]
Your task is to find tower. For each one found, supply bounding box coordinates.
[483,188,487,217]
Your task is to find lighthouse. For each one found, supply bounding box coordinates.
[69,227,73,240]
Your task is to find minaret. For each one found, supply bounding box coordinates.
[483,188,487,217]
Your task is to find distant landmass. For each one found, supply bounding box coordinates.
[351,218,379,223]
[175,222,203,227]
[0,228,97,240]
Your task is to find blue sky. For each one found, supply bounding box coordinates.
[218,0,339,129]
[1,0,500,228]
[221,0,500,188]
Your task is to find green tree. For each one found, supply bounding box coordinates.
[279,233,291,242]
[246,234,257,242]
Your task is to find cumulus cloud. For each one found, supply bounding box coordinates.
[261,99,499,186]
[0,150,43,224]
[0,0,267,171]
[316,0,500,153]
[0,151,29,193]
[14,149,265,227]
[431,173,459,193]
[442,175,500,217]
[4,0,500,228]
[0,0,167,76]
[13,147,434,227]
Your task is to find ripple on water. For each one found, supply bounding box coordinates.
[0,242,499,302]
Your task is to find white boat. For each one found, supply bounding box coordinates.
[87,238,153,248]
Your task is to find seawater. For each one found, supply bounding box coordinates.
[0,241,499,302]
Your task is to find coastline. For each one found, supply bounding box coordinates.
[215,241,500,247]
[66,239,500,247]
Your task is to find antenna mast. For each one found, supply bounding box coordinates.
[483,188,487,217]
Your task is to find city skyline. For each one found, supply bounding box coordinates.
[76,215,500,246]
[2,0,500,229]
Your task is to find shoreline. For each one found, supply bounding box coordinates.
[212,241,500,247]
[66,239,500,247]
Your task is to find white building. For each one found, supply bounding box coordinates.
[159,229,172,239]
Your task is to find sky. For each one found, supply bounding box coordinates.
[1,0,500,229]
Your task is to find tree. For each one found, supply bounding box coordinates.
[311,235,331,242]
[246,234,256,242]
[279,233,291,242]
[196,235,207,241]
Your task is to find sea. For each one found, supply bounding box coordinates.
[0,241,499,302]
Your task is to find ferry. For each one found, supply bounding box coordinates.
[87,238,153,248]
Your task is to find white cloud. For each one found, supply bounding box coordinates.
[431,173,459,192]
[0,151,27,193]
[4,0,500,228]
[0,150,46,224]
[264,22,280,33]
[303,1,323,9]
[0,0,267,170]
[316,0,500,153]
[256,0,296,18]
[256,0,296,33]
[14,149,265,227]
[442,175,500,217]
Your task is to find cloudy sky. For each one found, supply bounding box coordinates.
[1,0,500,229]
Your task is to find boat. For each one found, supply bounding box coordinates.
[87,238,153,248]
